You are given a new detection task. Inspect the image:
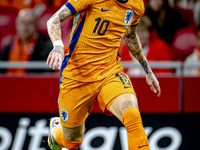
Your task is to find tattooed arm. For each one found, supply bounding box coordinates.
[46,5,72,70]
[123,26,161,97]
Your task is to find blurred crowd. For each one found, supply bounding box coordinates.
[0,0,199,75]
[0,0,73,74]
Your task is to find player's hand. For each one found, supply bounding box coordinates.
[146,74,161,97]
[46,45,64,70]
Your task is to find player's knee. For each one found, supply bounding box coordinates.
[119,95,139,114]
[122,107,142,127]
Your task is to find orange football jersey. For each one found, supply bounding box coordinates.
[61,0,145,82]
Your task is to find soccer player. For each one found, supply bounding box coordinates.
[46,0,161,149]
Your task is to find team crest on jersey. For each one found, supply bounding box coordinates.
[124,10,134,25]
[61,109,68,122]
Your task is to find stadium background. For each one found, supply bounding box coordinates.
[0,0,200,150]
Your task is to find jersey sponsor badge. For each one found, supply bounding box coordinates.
[124,10,134,25]
[61,109,68,122]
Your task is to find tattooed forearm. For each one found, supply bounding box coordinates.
[47,5,72,43]
[123,26,142,57]
[138,57,159,83]
[123,26,158,83]
[124,25,137,37]
[124,40,142,57]
[139,58,149,75]
[134,49,142,56]
[58,6,72,22]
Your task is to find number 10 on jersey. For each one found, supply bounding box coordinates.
[93,18,110,35]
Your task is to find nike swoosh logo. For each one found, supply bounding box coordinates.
[138,145,148,148]
[124,86,131,89]
[101,8,110,12]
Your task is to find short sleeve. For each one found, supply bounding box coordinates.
[65,0,94,15]
[131,0,145,26]
[131,13,141,26]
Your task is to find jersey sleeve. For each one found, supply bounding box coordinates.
[130,18,140,27]
[131,0,145,26]
[65,0,94,15]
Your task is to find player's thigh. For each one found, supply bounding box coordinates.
[108,93,138,122]
[59,77,97,128]
[62,123,85,142]
[97,72,137,117]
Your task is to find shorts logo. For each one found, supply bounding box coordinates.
[116,73,132,89]
[124,10,134,25]
[61,109,68,122]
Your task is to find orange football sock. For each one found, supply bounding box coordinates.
[122,107,149,150]
[53,126,83,150]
